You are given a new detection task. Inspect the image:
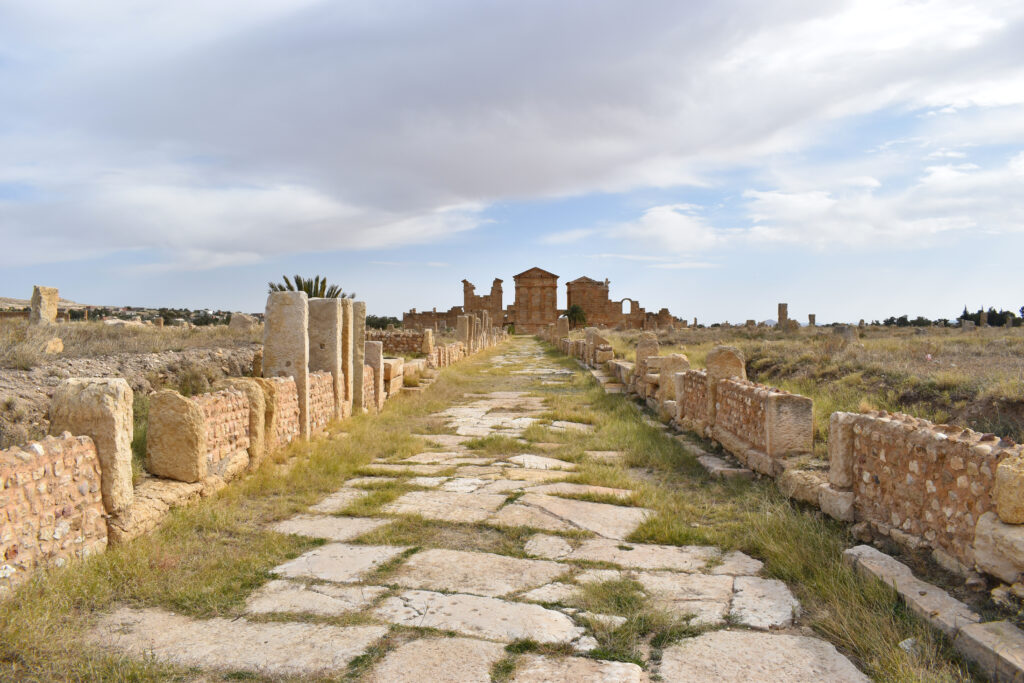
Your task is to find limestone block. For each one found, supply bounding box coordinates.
[228,313,258,330]
[421,328,434,354]
[49,377,134,514]
[263,291,309,438]
[777,469,827,505]
[308,298,344,420]
[657,353,690,402]
[634,332,659,378]
[29,285,59,325]
[41,337,63,354]
[819,485,855,521]
[974,512,1024,583]
[252,348,263,377]
[765,392,814,456]
[251,377,277,454]
[828,412,858,488]
[954,621,1024,683]
[365,341,385,412]
[555,317,569,338]
[352,301,366,411]
[995,456,1024,524]
[146,390,206,483]
[705,345,746,381]
[217,378,267,468]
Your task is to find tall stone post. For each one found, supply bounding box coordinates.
[365,341,385,413]
[456,315,470,347]
[980,310,989,327]
[29,285,59,325]
[263,291,310,439]
[352,301,367,413]
[777,303,789,328]
[556,317,569,340]
[340,298,354,415]
[422,328,434,354]
[308,298,343,421]
[808,314,816,327]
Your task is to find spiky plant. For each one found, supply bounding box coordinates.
[565,304,586,329]
[268,275,355,299]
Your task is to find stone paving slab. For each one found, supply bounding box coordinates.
[374,590,584,643]
[402,452,464,463]
[455,465,505,477]
[712,550,765,575]
[389,548,566,597]
[659,630,869,681]
[94,608,387,676]
[408,476,447,488]
[730,576,800,629]
[567,538,719,571]
[310,488,370,513]
[528,482,633,500]
[524,533,573,559]
[440,477,489,492]
[245,580,388,616]
[477,478,532,494]
[384,491,507,523]
[636,571,733,626]
[519,493,651,539]
[511,654,645,682]
[346,476,398,487]
[362,464,450,475]
[518,582,579,604]
[502,468,573,482]
[271,515,390,542]
[486,503,576,532]
[549,421,595,432]
[368,637,506,683]
[273,543,409,583]
[413,434,473,448]
[507,454,578,471]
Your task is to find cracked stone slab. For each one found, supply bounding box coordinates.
[402,452,464,464]
[660,630,869,682]
[487,503,576,532]
[408,476,447,488]
[528,482,633,501]
[245,580,387,616]
[440,477,489,493]
[94,608,386,676]
[711,550,764,575]
[384,491,507,523]
[413,434,472,448]
[507,454,578,471]
[388,548,565,597]
[567,538,720,571]
[362,464,450,475]
[730,576,801,629]
[511,654,644,682]
[637,571,733,626]
[518,493,651,539]
[477,479,531,494]
[310,488,370,513]
[271,515,390,542]
[519,582,579,604]
[374,590,584,643]
[502,468,573,483]
[273,543,409,583]
[368,637,506,683]
[524,533,573,559]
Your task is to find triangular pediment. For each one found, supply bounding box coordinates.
[514,267,559,279]
[567,276,602,285]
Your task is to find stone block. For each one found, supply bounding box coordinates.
[365,341,385,412]
[705,345,746,381]
[228,313,258,330]
[146,389,206,483]
[29,285,59,325]
[827,412,857,488]
[217,378,267,468]
[954,621,1024,683]
[765,392,813,456]
[995,456,1024,524]
[49,377,134,514]
[819,485,855,521]
[352,301,366,411]
[308,298,344,420]
[555,317,569,338]
[657,353,690,402]
[421,328,434,354]
[263,291,309,438]
[975,512,1024,584]
[777,469,827,505]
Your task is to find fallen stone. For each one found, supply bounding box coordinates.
[368,637,506,683]
[507,454,578,471]
[271,515,389,542]
[374,590,583,643]
[524,533,573,559]
[660,630,869,682]
[518,494,651,539]
[730,576,800,629]
[94,607,386,676]
[487,504,576,532]
[567,538,718,571]
[273,543,409,583]
[389,548,565,597]
[510,654,644,682]
[245,580,387,616]
[384,491,507,523]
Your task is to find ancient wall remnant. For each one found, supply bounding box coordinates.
[463,278,504,323]
[270,377,300,446]
[0,434,107,594]
[263,291,310,439]
[146,390,207,483]
[191,388,250,479]
[366,329,430,355]
[307,371,335,433]
[352,301,367,413]
[365,341,385,413]
[340,298,354,411]
[217,378,268,468]
[29,285,59,325]
[308,298,344,421]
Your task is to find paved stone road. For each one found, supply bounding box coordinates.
[93,339,868,681]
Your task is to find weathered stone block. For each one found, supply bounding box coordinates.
[228,313,258,330]
[147,389,206,483]
[422,328,434,354]
[29,285,59,325]
[777,469,826,505]
[365,341,385,412]
[765,392,813,456]
[308,298,344,420]
[705,346,745,382]
[974,512,1024,584]
[819,485,855,521]
[340,298,354,406]
[828,412,857,488]
[994,456,1024,524]
[954,621,1024,683]
[352,301,366,411]
[657,354,690,403]
[263,291,309,438]
[218,378,267,468]
[555,317,569,338]
[49,377,134,514]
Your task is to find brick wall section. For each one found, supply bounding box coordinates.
[362,364,375,410]
[1,434,107,594]
[843,413,1022,566]
[308,371,335,433]
[366,329,426,355]
[678,370,708,425]
[269,377,299,445]
[191,389,250,475]
[715,379,769,452]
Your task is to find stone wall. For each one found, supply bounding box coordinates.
[191,389,250,477]
[308,371,335,433]
[270,377,300,446]
[0,434,107,594]
[676,370,709,429]
[366,329,427,355]
[361,364,374,411]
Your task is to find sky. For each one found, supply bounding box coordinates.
[1,0,1022,323]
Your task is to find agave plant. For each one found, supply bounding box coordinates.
[268,275,355,299]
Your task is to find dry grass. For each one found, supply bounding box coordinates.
[0,320,261,369]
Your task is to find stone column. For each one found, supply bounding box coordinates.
[308,298,343,420]
[263,291,310,439]
[777,303,789,328]
[29,285,59,325]
[49,378,134,514]
[340,298,354,414]
[456,315,470,346]
[556,317,569,339]
[365,341,385,413]
[422,328,434,354]
[352,301,367,412]
[808,314,816,327]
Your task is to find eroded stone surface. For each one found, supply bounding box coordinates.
[273,543,409,583]
[487,504,575,532]
[94,608,386,676]
[507,454,578,471]
[519,582,579,604]
[712,550,764,575]
[730,576,800,629]
[310,488,369,513]
[384,491,507,522]
[524,533,573,559]
[271,515,389,542]
[518,494,650,539]
[659,630,869,682]
[511,654,644,682]
[636,571,733,626]
[245,580,387,615]
[369,637,506,683]
[568,538,718,571]
[389,548,565,597]
[528,482,633,500]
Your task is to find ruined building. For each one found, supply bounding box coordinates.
[403,267,678,333]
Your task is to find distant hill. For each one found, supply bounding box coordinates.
[0,296,89,309]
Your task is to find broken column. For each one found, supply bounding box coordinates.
[365,341,385,413]
[263,291,310,439]
[49,378,134,515]
[308,298,343,421]
[808,314,816,327]
[352,301,367,413]
[422,328,435,354]
[777,303,789,329]
[456,315,470,348]
[340,298,354,416]
[29,285,59,325]
[705,345,746,429]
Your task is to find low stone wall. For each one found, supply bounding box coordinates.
[383,359,404,398]
[270,377,300,446]
[362,364,375,410]
[366,329,428,355]
[0,434,107,594]
[307,371,335,433]
[676,370,708,429]
[191,389,250,477]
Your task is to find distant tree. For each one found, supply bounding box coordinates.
[565,306,586,329]
[366,315,401,330]
[268,275,355,299]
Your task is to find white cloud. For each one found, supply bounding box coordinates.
[609,204,726,253]
[540,229,595,245]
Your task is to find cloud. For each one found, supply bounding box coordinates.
[609,204,727,253]
[540,228,595,245]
